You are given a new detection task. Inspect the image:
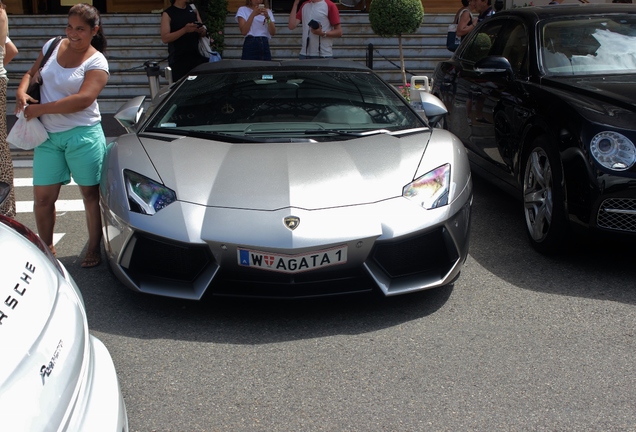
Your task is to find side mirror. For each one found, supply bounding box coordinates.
[474,56,513,76]
[412,91,448,126]
[114,95,146,131]
[420,92,448,119]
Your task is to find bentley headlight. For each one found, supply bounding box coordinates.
[590,131,636,171]
[403,164,450,209]
[124,170,176,215]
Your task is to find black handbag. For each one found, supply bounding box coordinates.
[446,23,461,52]
[26,36,63,103]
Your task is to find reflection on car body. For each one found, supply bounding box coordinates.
[432,4,636,253]
[101,60,473,300]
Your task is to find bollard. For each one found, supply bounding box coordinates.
[144,60,161,99]
[366,43,373,70]
[165,66,173,87]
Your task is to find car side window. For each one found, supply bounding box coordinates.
[500,22,529,76]
[460,21,505,63]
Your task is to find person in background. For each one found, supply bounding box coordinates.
[288,0,342,59]
[161,0,208,81]
[15,3,109,267]
[236,0,276,60]
[474,0,494,22]
[0,1,16,218]
[454,0,475,43]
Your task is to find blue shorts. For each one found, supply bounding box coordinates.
[33,124,106,186]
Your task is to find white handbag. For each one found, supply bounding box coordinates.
[198,34,213,58]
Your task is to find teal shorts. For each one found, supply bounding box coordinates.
[33,124,106,186]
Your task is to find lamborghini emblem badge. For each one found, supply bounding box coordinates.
[284,216,300,231]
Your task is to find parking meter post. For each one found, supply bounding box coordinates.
[164,66,173,86]
[144,61,161,99]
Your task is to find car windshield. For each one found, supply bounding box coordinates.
[541,14,636,76]
[143,69,425,141]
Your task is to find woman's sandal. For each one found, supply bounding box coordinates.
[48,245,57,257]
[81,250,102,268]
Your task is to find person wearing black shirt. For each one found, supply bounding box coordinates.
[161,0,208,81]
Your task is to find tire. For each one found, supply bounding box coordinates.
[521,136,568,254]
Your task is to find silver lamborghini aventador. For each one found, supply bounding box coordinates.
[100,60,472,300]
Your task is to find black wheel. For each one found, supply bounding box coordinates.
[521,136,568,254]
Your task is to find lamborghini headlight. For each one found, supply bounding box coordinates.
[590,131,636,171]
[124,170,176,215]
[403,164,450,209]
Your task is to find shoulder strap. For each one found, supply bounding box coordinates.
[457,8,473,24]
[40,36,63,70]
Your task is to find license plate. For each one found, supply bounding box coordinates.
[237,245,348,274]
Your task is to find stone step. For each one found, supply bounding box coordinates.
[8,13,163,26]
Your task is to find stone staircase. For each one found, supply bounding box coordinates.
[6,12,453,117]
[224,12,453,84]
[6,13,167,116]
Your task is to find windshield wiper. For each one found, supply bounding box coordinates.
[143,128,262,143]
[304,129,391,137]
[304,128,428,137]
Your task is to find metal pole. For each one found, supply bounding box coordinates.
[144,61,161,99]
[367,43,373,69]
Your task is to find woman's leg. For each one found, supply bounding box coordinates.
[79,184,102,256]
[33,184,62,250]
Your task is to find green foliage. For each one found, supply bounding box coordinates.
[194,0,228,54]
[368,0,424,37]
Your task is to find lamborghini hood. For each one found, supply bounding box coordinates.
[139,133,431,210]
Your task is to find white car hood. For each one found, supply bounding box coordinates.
[140,133,429,210]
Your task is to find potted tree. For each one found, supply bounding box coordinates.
[368,0,424,90]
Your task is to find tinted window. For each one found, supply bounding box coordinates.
[500,21,529,76]
[460,20,506,63]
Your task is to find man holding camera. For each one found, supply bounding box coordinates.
[288,0,342,59]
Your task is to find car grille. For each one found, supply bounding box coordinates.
[212,268,374,298]
[126,234,212,282]
[597,198,636,233]
[371,228,459,279]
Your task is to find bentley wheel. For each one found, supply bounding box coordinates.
[522,136,568,254]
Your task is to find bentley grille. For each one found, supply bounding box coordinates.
[597,198,636,233]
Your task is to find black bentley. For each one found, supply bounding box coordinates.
[432,4,636,253]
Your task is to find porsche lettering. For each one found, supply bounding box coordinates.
[0,262,35,326]
[238,246,347,274]
[40,340,63,385]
